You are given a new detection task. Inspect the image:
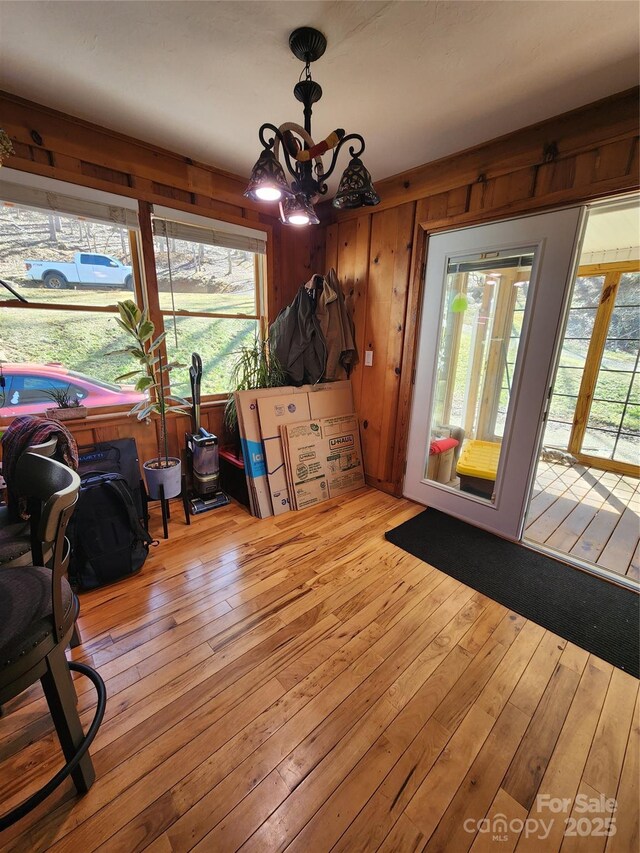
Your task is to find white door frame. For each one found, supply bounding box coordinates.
[404,207,585,539]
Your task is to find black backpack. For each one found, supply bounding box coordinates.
[77,439,146,521]
[69,472,155,590]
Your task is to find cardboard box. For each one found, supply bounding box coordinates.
[236,386,295,518]
[282,412,364,511]
[257,382,354,516]
[257,394,311,515]
[281,421,329,510]
[322,414,365,497]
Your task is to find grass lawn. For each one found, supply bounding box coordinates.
[0,287,258,395]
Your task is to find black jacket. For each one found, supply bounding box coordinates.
[269,284,327,386]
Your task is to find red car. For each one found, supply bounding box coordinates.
[0,363,145,417]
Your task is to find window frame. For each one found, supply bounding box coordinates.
[0,176,271,422]
[0,214,145,421]
[568,260,640,477]
[146,206,268,403]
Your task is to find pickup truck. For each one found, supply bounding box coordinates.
[24,253,134,290]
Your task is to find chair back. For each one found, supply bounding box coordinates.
[15,453,81,642]
[28,436,58,458]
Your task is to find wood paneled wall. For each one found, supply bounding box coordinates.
[0,90,312,317]
[269,219,326,314]
[9,405,226,475]
[323,88,640,495]
[0,91,315,462]
[325,204,414,493]
[2,89,638,491]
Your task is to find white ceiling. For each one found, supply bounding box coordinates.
[1,1,638,194]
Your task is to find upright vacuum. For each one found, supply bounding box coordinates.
[185,353,230,514]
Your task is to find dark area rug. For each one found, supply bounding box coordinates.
[385,508,639,677]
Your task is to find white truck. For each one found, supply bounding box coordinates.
[24,252,134,289]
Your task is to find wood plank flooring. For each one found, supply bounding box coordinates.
[524,461,640,580]
[1,488,638,852]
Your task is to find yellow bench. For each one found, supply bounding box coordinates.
[456,440,501,498]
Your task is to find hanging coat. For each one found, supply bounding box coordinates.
[315,268,358,381]
[269,283,326,386]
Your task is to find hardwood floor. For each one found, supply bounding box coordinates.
[525,461,640,580]
[1,487,638,852]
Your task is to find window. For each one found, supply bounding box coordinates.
[151,211,267,397]
[544,274,603,449]
[0,176,269,418]
[566,264,640,471]
[578,270,639,464]
[0,176,143,416]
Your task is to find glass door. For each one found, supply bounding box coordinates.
[524,196,639,583]
[405,208,583,538]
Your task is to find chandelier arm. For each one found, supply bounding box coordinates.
[257,123,299,181]
[275,122,318,186]
[320,134,366,182]
[258,122,285,152]
[257,122,325,188]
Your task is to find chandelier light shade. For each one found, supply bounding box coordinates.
[245,27,379,225]
[333,157,380,210]
[244,149,293,202]
[281,194,320,226]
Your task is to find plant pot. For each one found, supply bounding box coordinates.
[46,406,88,421]
[143,457,182,500]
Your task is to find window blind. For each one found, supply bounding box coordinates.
[152,216,266,255]
[0,180,140,230]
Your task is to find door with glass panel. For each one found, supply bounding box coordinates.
[405,208,583,539]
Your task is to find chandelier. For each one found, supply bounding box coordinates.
[244,27,380,226]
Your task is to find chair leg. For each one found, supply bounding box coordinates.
[70,623,82,649]
[40,647,96,794]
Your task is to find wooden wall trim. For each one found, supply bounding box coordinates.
[1,90,256,213]
[322,87,639,496]
[328,88,639,219]
[1,91,305,317]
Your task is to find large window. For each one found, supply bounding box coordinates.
[0,187,144,417]
[0,178,268,417]
[151,213,266,397]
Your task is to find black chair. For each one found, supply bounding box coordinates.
[0,453,106,830]
[0,435,59,567]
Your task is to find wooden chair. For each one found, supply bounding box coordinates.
[0,453,106,830]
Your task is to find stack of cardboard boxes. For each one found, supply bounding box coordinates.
[235,380,364,518]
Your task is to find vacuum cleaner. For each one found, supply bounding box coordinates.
[185,352,230,515]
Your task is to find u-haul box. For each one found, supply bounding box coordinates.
[282,412,364,511]
[256,381,354,516]
[321,414,365,497]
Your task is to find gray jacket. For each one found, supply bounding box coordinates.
[315,268,358,381]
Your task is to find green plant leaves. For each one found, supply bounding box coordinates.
[138,320,155,342]
[135,376,155,392]
[148,332,167,353]
[117,300,141,327]
[114,369,144,382]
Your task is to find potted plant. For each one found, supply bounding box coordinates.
[223,336,287,456]
[112,300,189,499]
[44,385,88,421]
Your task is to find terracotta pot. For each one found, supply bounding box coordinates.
[45,406,88,421]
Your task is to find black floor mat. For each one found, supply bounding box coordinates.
[385,508,639,677]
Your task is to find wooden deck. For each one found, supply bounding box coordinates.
[525,461,640,580]
[1,488,638,852]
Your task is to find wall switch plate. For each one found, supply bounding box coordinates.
[364,350,374,367]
